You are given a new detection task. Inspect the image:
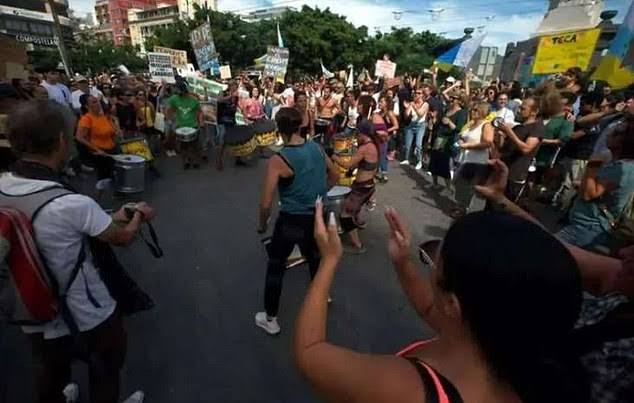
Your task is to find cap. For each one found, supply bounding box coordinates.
[75,75,88,82]
[446,76,456,83]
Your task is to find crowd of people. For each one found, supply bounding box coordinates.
[0,58,633,403]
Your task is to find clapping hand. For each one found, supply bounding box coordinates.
[474,159,509,202]
[384,207,412,267]
[314,196,342,263]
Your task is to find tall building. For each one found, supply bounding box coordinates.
[468,46,503,82]
[129,3,179,53]
[93,0,177,45]
[239,6,296,22]
[534,0,603,36]
[177,0,216,20]
[0,0,74,47]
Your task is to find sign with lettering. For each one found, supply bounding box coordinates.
[190,22,219,72]
[153,46,188,68]
[220,65,231,80]
[185,76,227,98]
[147,52,175,83]
[374,60,397,79]
[532,28,601,74]
[263,46,289,82]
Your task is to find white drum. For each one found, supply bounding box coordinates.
[113,154,146,193]
[325,186,351,233]
[175,127,198,143]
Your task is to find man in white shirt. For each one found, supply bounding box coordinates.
[2,100,155,403]
[495,92,516,124]
[71,75,103,114]
[38,65,72,109]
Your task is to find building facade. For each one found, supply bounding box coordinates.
[129,4,179,53]
[0,0,73,48]
[93,0,177,45]
[177,0,216,20]
[467,46,503,82]
[239,6,296,22]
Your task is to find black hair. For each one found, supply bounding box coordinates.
[275,107,302,137]
[581,92,604,110]
[509,81,523,100]
[560,91,577,105]
[439,212,587,403]
[79,93,90,115]
[294,90,307,103]
[8,100,76,156]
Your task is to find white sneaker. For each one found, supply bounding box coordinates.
[121,391,144,403]
[255,312,280,335]
[415,162,423,170]
[62,383,79,403]
[399,160,410,166]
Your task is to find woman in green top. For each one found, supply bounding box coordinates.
[428,93,467,189]
[535,91,575,169]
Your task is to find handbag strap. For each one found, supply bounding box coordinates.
[138,221,163,258]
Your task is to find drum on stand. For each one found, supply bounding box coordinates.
[225,125,257,157]
[175,127,199,143]
[253,119,278,147]
[325,186,352,233]
[113,154,146,193]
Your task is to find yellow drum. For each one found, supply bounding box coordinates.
[225,126,257,157]
[255,131,278,147]
[254,119,278,147]
[336,155,357,186]
[120,138,153,162]
[332,134,355,155]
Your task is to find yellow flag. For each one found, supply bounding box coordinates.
[532,29,601,75]
[592,1,634,89]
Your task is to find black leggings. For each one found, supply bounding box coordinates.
[264,212,321,317]
[88,149,116,180]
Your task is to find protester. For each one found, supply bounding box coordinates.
[3,100,155,403]
[38,64,72,109]
[295,91,315,139]
[401,87,429,170]
[494,92,516,124]
[376,95,399,182]
[293,199,585,403]
[71,75,103,115]
[166,81,203,169]
[115,89,139,137]
[341,89,359,135]
[428,92,467,189]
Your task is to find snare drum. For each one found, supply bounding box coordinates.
[335,155,357,186]
[225,125,257,157]
[326,186,352,233]
[332,134,355,155]
[175,127,198,143]
[253,119,278,147]
[315,118,330,135]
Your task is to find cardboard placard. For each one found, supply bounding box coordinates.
[532,28,601,74]
[185,76,227,98]
[153,46,188,68]
[148,52,175,83]
[190,22,219,72]
[264,46,289,82]
[201,99,217,124]
[220,65,231,80]
[375,60,396,79]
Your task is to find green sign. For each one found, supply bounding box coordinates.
[185,76,227,98]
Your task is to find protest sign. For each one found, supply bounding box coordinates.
[532,28,601,74]
[220,65,232,80]
[153,46,188,68]
[147,52,175,83]
[375,60,397,79]
[201,99,218,125]
[186,76,227,98]
[190,22,219,72]
[264,46,289,82]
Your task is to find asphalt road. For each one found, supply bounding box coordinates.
[0,153,454,403]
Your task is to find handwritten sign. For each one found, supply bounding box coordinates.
[532,28,601,74]
[185,76,227,98]
[147,52,175,83]
[153,46,187,68]
[190,22,219,72]
[201,99,218,125]
[220,65,232,80]
[264,46,289,82]
[375,60,396,79]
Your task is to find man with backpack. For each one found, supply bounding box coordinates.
[0,100,155,403]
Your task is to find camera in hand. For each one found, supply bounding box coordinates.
[491,117,504,129]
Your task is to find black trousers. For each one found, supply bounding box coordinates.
[264,212,321,317]
[30,311,127,403]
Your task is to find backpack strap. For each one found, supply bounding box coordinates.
[406,358,464,403]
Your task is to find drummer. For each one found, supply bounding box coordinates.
[331,119,379,254]
[166,81,203,170]
[76,94,120,199]
[255,107,338,336]
[316,85,340,138]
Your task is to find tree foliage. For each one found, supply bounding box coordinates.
[147,5,454,79]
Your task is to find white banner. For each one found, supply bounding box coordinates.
[148,52,175,83]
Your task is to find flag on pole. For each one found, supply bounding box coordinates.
[254,54,268,67]
[346,65,354,88]
[320,59,334,79]
[435,34,486,72]
[592,1,634,90]
[277,23,284,48]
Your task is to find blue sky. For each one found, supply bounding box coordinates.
[70,0,631,50]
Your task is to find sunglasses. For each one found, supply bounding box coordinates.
[418,240,441,270]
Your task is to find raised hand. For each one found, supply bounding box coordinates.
[314,197,342,263]
[384,207,412,267]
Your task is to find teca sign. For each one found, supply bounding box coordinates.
[551,33,578,45]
